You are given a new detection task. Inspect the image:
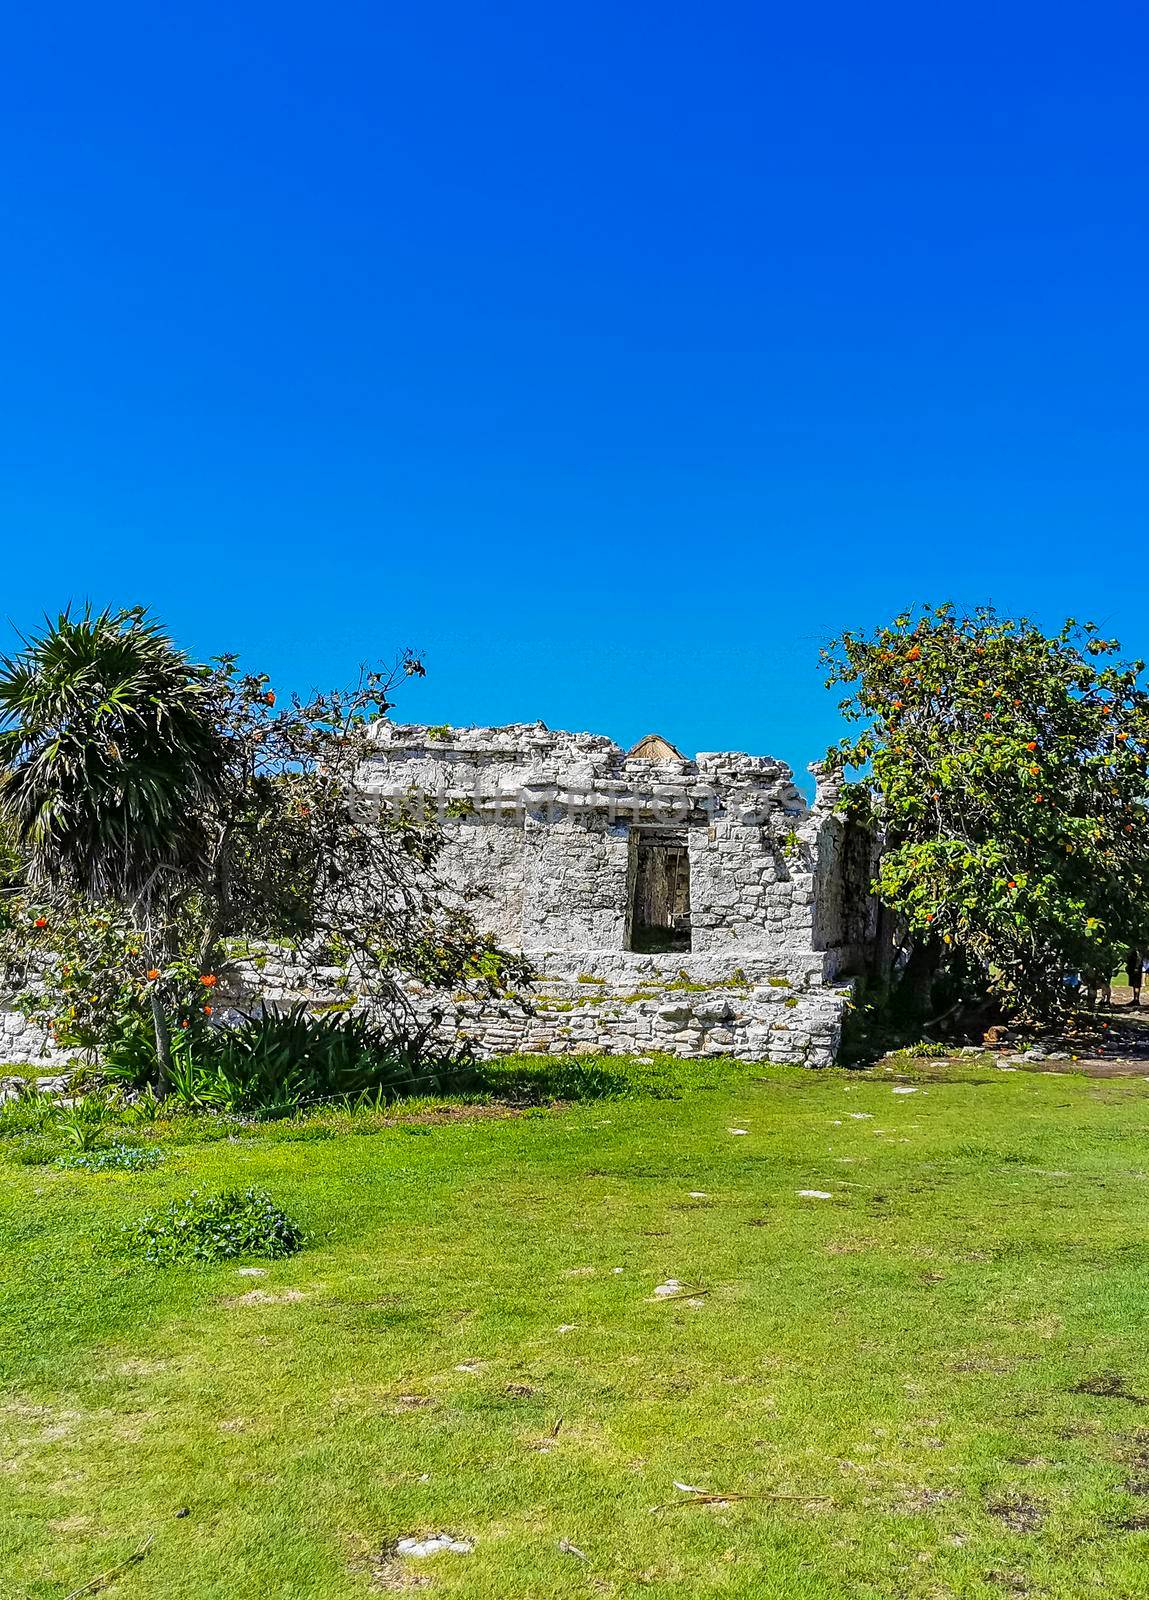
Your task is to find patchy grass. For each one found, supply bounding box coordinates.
[2,1054,1149,1597]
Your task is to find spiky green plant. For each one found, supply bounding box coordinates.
[0,607,230,1082]
[0,606,227,902]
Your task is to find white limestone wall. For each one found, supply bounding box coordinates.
[0,723,869,1071]
[362,722,854,973]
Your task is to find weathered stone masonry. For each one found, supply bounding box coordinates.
[0,723,873,1068]
[352,723,870,1066]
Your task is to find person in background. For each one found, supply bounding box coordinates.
[1127,948,1144,1006]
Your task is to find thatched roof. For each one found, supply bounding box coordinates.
[627,732,684,761]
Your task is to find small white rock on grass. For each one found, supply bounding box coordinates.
[797,1190,833,1200]
[653,1279,685,1297]
[727,1128,749,1136]
[395,1535,473,1558]
[892,1087,919,1095]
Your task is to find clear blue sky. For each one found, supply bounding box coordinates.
[3,3,1147,787]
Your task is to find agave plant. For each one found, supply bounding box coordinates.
[158,1006,470,1118]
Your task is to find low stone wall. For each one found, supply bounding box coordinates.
[0,953,852,1071]
[222,946,853,1068]
[0,1005,69,1068]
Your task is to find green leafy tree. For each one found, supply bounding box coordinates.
[0,608,528,1083]
[823,604,1149,1021]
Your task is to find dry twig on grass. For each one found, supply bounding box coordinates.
[64,1534,155,1600]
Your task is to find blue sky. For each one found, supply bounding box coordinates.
[2,3,1147,787]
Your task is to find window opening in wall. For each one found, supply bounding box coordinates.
[627,830,691,952]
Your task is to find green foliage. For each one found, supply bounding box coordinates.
[824,604,1149,1019]
[101,1006,473,1119]
[0,606,228,905]
[56,1142,163,1172]
[125,1187,303,1265]
[0,1084,56,1138]
[51,1096,116,1152]
[0,614,530,1088]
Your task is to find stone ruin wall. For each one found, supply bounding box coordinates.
[0,723,874,1070]
[350,722,869,1067]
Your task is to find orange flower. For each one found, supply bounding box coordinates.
[1117,731,1129,741]
[906,645,921,661]
[1008,881,1017,889]
[983,712,992,720]
[147,968,160,981]
[891,699,904,710]
[1035,794,1044,803]
[1025,741,1037,751]
[200,974,218,987]
[33,917,47,929]
[1029,765,1040,775]
[925,913,935,922]
[203,1004,213,1015]
[265,690,276,706]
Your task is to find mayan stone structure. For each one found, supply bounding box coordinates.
[351,722,873,1066]
[0,721,874,1069]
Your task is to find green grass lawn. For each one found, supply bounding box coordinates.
[3,1053,1149,1599]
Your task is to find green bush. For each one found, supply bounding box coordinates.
[125,1188,303,1265]
[103,1005,471,1119]
[52,1097,116,1151]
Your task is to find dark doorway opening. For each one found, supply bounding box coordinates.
[627,831,691,952]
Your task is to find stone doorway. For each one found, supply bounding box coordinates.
[627,830,691,952]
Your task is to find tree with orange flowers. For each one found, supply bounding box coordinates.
[0,608,528,1088]
[823,603,1149,1021]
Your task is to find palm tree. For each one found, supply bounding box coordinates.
[0,606,230,1085]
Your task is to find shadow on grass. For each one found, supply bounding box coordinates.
[471,1056,642,1105]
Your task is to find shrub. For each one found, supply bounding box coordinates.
[52,1097,116,1151]
[125,1188,303,1265]
[124,1006,474,1120]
